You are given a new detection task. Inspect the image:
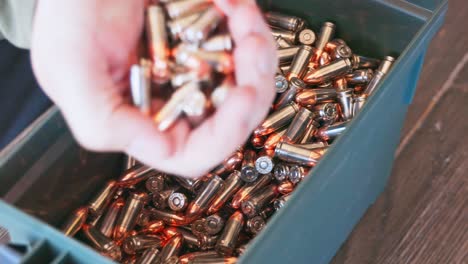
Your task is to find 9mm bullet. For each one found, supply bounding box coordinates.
[288,45,315,80]
[122,234,164,255]
[207,171,244,215]
[363,56,395,95]
[136,247,160,264]
[186,175,224,218]
[265,12,306,32]
[240,150,259,183]
[216,211,244,256]
[281,107,316,144]
[147,5,170,82]
[241,184,279,218]
[231,174,272,209]
[61,207,88,237]
[99,198,125,237]
[114,192,148,241]
[274,77,306,110]
[254,102,299,136]
[83,225,122,261]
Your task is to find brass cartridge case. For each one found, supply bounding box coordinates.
[274,142,323,166]
[186,175,224,218]
[62,207,88,237]
[165,0,211,19]
[282,107,315,144]
[204,214,225,235]
[83,225,122,261]
[241,184,279,218]
[181,7,224,44]
[164,228,217,250]
[351,54,381,69]
[275,35,293,49]
[273,77,305,110]
[147,5,170,82]
[207,171,244,214]
[304,58,353,85]
[352,93,368,116]
[265,12,305,32]
[254,102,299,136]
[211,149,243,175]
[277,46,301,65]
[216,211,244,256]
[275,74,289,93]
[363,56,395,95]
[288,45,315,80]
[158,234,184,263]
[246,215,266,235]
[271,28,297,44]
[315,22,336,54]
[202,34,233,52]
[99,198,125,237]
[114,192,148,241]
[231,174,272,209]
[136,247,160,264]
[240,150,259,183]
[149,208,192,226]
[145,174,165,193]
[315,121,349,141]
[122,234,164,255]
[288,165,309,184]
[264,128,287,150]
[168,192,188,212]
[345,69,373,85]
[255,155,274,175]
[130,62,152,115]
[313,103,339,124]
[153,188,179,209]
[298,29,316,45]
[336,88,354,121]
[330,44,353,60]
[273,163,290,182]
[88,180,118,217]
[273,193,293,211]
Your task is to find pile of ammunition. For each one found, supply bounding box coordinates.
[61,6,396,264]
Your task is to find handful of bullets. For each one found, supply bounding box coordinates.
[62,7,396,264]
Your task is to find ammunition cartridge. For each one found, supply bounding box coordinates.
[304,58,353,85]
[315,22,336,54]
[149,208,191,226]
[275,142,323,166]
[181,7,224,44]
[186,175,224,218]
[273,193,293,211]
[352,93,368,116]
[254,102,299,136]
[288,45,315,79]
[277,180,294,194]
[62,207,88,237]
[207,171,244,214]
[271,28,297,44]
[246,216,266,235]
[168,192,188,212]
[330,44,353,60]
[136,247,160,264]
[216,211,244,256]
[147,6,170,82]
[99,198,125,237]
[288,165,309,184]
[282,107,315,144]
[265,12,305,32]
[204,214,225,235]
[211,149,243,175]
[315,121,349,141]
[138,220,165,235]
[336,88,354,121]
[130,62,152,115]
[158,234,184,263]
[298,29,316,45]
[241,184,279,218]
[277,46,301,65]
[345,69,373,85]
[324,38,346,53]
[118,165,153,187]
[202,34,233,52]
[231,174,272,209]
[165,0,211,19]
[83,225,122,261]
[264,129,287,150]
[275,35,293,49]
[240,150,259,183]
[153,188,179,209]
[273,163,290,182]
[145,174,166,193]
[114,192,148,241]
[88,180,118,217]
[164,228,217,250]
[351,54,381,69]
[123,234,164,255]
[179,251,221,264]
[363,56,395,95]
[275,74,289,93]
[273,77,305,110]
[255,155,274,175]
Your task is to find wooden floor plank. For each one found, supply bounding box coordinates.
[401,0,468,137]
[331,64,468,263]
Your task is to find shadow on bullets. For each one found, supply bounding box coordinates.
[61,6,396,264]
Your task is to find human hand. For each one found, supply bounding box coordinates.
[31,0,277,178]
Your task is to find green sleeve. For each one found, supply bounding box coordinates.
[0,0,37,49]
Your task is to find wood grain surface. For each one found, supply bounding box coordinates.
[331,0,468,263]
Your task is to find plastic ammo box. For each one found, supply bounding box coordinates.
[0,0,448,263]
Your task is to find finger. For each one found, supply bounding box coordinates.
[149,86,256,178]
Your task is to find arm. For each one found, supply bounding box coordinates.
[0,0,36,48]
